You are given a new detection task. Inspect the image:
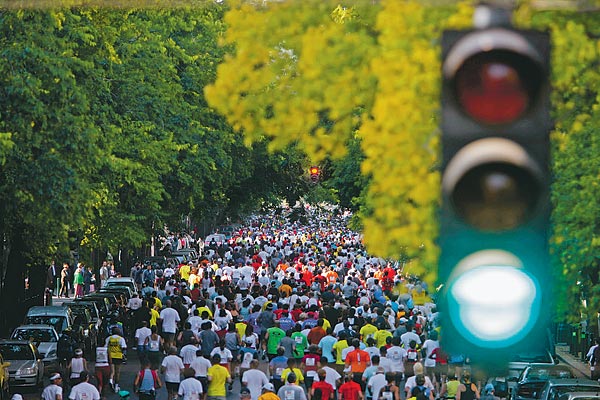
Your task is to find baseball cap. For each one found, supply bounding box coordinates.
[263,383,275,391]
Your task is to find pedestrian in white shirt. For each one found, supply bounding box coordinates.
[242,360,269,400]
[135,321,152,358]
[42,373,63,400]
[180,340,199,368]
[178,368,204,400]
[161,346,185,400]
[68,371,100,400]
[190,349,211,394]
[128,293,143,310]
[159,300,181,349]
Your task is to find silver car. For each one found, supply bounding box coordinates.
[0,340,44,388]
[539,379,600,400]
[10,325,59,373]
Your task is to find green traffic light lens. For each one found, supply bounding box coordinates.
[447,250,541,348]
[452,161,540,231]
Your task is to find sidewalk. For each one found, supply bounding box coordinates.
[556,344,592,379]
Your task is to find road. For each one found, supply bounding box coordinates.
[13,295,255,400]
[16,345,252,400]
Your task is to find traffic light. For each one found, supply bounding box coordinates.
[438,23,552,367]
[309,166,320,183]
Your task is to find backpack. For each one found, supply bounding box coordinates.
[411,385,430,400]
[138,368,159,389]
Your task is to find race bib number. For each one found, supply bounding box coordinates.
[306,358,315,366]
[285,390,295,400]
[295,336,303,344]
[276,368,284,376]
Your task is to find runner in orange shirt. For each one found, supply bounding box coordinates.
[345,338,371,390]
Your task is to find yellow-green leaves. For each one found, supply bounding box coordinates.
[206,0,466,286]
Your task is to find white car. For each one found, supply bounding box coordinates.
[10,325,59,373]
[204,233,227,247]
[105,277,137,295]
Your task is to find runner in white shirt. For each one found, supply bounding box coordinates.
[159,301,181,349]
[161,346,185,400]
[135,321,152,353]
[68,371,100,400]
[242,360,269,400]
[178,368,204,400]
[42,373,63,400]
[127,294,142,310]
[180,342,199,367]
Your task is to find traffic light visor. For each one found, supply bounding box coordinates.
[442,138,543,231]
[447,250,541,348]
[444,29,545,125]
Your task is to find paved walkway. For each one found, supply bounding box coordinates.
[556,345,592,379]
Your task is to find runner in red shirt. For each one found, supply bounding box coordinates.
[338,373,364,400]
[311,369,334,400]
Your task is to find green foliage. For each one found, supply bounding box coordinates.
[0,4,309,283]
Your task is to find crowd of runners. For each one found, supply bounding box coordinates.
[54,205,488,400]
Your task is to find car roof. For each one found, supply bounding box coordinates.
[107,277,134,283]
[26,306,70,316]
[546,379,600,386]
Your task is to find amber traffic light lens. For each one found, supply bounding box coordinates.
[451,162,540,231]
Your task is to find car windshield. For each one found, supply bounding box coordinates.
[528,368,574,380]
[12,328,56,342]
[0,344,34,360]
[513,353,553,363]
[25,316,64,333]
[549,386,600,400]
[106,282,132,290]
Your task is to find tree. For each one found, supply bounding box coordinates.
[206,0,600,315]
[206,0,470,282]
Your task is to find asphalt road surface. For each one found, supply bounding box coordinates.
[14,348,251,400]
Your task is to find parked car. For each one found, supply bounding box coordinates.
[83,293,119,310]
[511,364,575,400]
[24,306,73,335]
[0,352,10,400]
[0,340,44,388]
[204,233,227,247]
[509,350,558,378]
[66,301,101,327]
[75,296,110,317]
[10,325,59,374]
[538,379,600,400]
[104,277,138,295]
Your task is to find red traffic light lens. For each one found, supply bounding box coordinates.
[455,51,542,125]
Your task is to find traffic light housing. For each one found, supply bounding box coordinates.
[309,166,320,183]
[438,26,552,368]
